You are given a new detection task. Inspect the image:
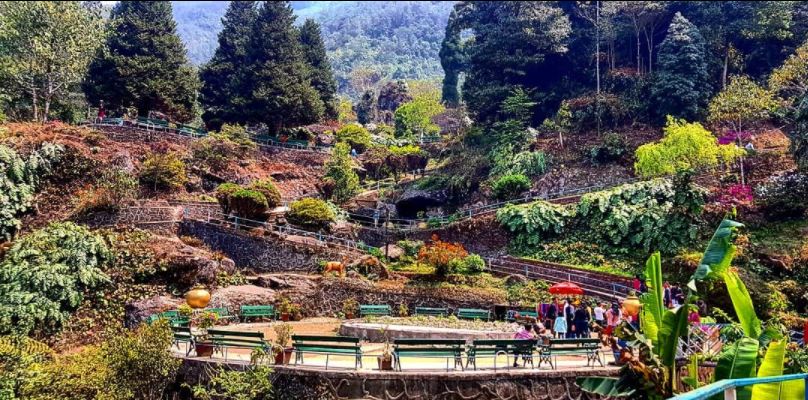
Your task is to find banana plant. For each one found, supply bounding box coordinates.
[578,218,760,398]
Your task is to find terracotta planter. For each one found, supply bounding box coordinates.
[280,313,290,322]
[345,313,355,319]
[185,286,211,309]
[195,342,214,357]
[274,348,293,365]
[377,356,393,371]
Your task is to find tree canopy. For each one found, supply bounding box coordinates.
[83,1,199,122]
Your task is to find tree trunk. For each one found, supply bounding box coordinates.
[636,31,641,74]
[722,46,729,89]
[43,76,52,122]
[31,86,38,122]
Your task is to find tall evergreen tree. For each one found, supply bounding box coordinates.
[299,19,338,121]
[83,1,199,122]
[247,1,323,131]
[199,1,257,130]
[651,12,711,122]
[439,8,466,107]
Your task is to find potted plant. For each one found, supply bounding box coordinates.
[290,303,303,321]
[277,296,293,322]
[398,303,409,317]
[377,325,394,370]
[272,322,294,365]
[342,297,359,319]
[192,311,219,357]
[177,303,193,326]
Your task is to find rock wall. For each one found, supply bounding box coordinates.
[261,275,505,317]
[357,214,511,257]
[175,358,616,400]
[178,220,360,273]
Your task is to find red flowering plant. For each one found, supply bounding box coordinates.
[717,130,752,145]
[418,234,468,276]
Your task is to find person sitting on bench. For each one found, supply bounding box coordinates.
[512,324,535,367]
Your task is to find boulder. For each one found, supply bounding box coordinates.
[124,294,183,328]
[148,236,236,288]
[347,255,392,279]
[504,274,528,286]
[380,244,404,260]
[209,285,277,311]
[256,273,321,292]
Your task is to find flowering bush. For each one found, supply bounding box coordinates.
[717,130,753,145]
[418,235,468,276]
[713,184,754,207]
[755,171,808,219]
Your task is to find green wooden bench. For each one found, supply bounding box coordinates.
[206,329,270,360]
[359,304,391,317]
[393,339,466,371]
[240,305,276,322]
[99,117,123,126]
[176,123,207,137]
[171,326,195,356]
[292,335,363,369]
[466,339,537,370]
[136,116,169,130]
[456,308,491,321]
[414,307,449,317]
[538,338,603,369]
[146,310,189,327]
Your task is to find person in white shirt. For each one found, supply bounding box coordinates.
[593,303,606,328]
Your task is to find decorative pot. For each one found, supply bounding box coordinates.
[195,342,215,357]
[280,313,290,322]
[186,286,211,309]
[377,356,393,370]
[345,313,355,320]
[274,348,293,365]
[622,292,642,318]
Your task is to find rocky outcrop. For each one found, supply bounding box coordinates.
[209,285,276,311]
[147,235,236,288]
[124,294,183,327]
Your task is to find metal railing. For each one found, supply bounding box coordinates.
[485,257,632,299]
[187,208,377,253]
[670,373,808,400]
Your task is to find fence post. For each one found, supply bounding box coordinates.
[524,265,529,278]
[234,217,240,230]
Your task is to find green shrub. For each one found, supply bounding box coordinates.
[491,173,530,200]
[511,151,548,177]
[217,124,256,151]
[397,240,424,257]
[361,146,392,179]
[462,254,486,274]
[497,200,575,248]
[589,132,626,165]
[0,143,63,240]
[73,168,138,215]
[755,171,808,220]
[335,123,371,153]
[215,182,241,215]
[139,152,187,191]
[229,189,268,220]
[281,126,314,142]
[192,365,273,400]
[248,179,282,208]
[287,198,335,230]
[564,93,629,132]
[0,222,111,336]
[324,143,360,203]
[191,136,240,171]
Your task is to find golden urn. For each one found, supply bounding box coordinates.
[185,285,211,309]
[622,291,642,318]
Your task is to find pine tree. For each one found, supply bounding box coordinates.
[439,8,466,106]
[199,1,257,130]
[83,1,199,122]
[651,12,711,122]
[247,1,323,131]
[299,19,338,121]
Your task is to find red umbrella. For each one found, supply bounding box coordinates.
[549,281,585,295]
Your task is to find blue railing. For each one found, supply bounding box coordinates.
[670,373,808,400]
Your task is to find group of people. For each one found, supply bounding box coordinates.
[544,297,629,339]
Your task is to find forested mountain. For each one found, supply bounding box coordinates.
[172,1,454,96]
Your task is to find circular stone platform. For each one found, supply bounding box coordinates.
[339,320,517,342]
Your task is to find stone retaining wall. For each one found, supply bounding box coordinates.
[356,214,511,257]
[94,125,196,145]
[178,220,361,273]
[286,277,505,318]
[175,358,615,400]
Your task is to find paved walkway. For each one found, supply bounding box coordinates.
[173,319,617,373]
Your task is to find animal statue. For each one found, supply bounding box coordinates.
[323,261,345,277]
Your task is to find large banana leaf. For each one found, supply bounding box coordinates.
[723,270,762,339]
[752,340,788,400]
[710,337,759,400]
[575,376,637,397]
[658,303,690,389]
[641,252,664,352]
[780,373,806,400]
[690,219,744,290]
